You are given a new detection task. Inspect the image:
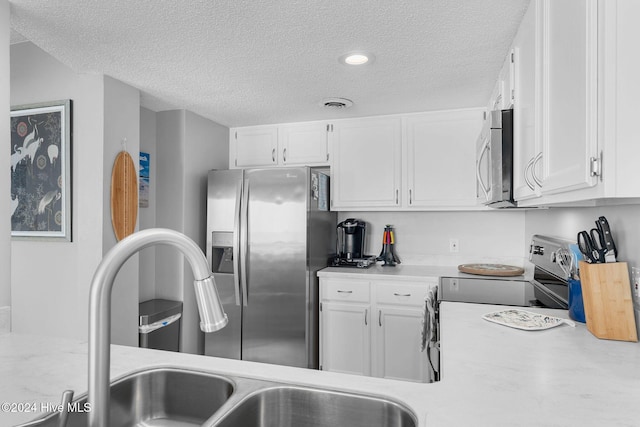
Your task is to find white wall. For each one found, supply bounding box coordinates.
[155,109,228,354]
[10,42,105,340]
[181,110,229,354]
[0,0,11,332]
[139,107,157,302]
[155,110,185,305]
[339,210,527,267]
[102,76,141,346]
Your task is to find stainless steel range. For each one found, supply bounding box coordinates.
[439,235,574,309]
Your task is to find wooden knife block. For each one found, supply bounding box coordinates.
[579,261,638,342]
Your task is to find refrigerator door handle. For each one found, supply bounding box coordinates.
[240,178,250,306]
[232,182,242,306]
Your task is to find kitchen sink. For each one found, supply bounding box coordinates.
[20,368,234,427]
[21,368,417,427]
[212,385,417,427]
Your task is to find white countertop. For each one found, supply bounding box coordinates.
[2,302,640,426]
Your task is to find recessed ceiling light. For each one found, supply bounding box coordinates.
[339,51,375,66]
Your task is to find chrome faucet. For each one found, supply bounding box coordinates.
[87,228,228,427]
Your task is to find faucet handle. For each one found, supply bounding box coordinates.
[58,390,74,427]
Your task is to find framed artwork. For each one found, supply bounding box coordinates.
[139,151,150,208]
[10,100,72,241]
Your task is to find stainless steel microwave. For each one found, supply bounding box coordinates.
[476,109,515,208]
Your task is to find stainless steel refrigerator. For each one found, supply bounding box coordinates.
[205,167,336,369]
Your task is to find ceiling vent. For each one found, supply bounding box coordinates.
[320,98,353,109]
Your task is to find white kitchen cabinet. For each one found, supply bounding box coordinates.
[231,126,278,168]
[330,117,402,209]
[320,277,432,382]
[373,282,429,382]
[320,302,371,376]
[319,278,371,376]
[278,122,329,166]
[538,0,599,196]
[405,110,483,207]
[512,0,542,201]
[230,122,329,168]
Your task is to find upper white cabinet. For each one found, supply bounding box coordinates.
[232,126,278,168]
[539,0,599,195]
[512,0,541,201]
[405,110,483,208]
[279,122,330,166]
[230,122,329,168]
[512,0,640,206]
[330,110,482,211]
[330,117,403,209]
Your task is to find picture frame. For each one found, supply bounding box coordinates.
[10,100,72,241]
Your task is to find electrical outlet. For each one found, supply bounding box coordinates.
[449,238,459,253]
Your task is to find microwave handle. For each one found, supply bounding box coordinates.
[476,137,491,201]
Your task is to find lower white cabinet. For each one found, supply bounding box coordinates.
[375,306,428,382]
[320,302,371,376]
[319,277,432,382]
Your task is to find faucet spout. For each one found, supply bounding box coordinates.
[87,228,227,427]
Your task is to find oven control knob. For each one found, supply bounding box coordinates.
[530,245,545,256]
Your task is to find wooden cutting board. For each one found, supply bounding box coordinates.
[579,261,638,342]
[111,151,138,241]
[458,264,525,277]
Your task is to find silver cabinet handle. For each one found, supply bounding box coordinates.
[283,148,287,163]
[336,290,353,294]
[378,310,382,327]
[364,309,368,326]
[393,292,411,297]
[409,189,413,205]
[395,189,399,204]
[532,152,543,187]
[524,157,535,191]
[272,148,276,163]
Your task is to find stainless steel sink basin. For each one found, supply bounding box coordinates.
[212,386,417,427]
[21,368,234,427]
[22,368,417,427]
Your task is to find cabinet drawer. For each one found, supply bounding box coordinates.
[322,279,370,303]
[375,282,431,307]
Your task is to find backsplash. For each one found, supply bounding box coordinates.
[338,210,527,267]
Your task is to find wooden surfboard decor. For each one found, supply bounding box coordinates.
[111,151,138,241]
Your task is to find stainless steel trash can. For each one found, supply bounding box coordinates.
[139,299,183,352]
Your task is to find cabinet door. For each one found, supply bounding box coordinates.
[331,117,402,209]
[233,126,278,168]
[406,110,482,207]
[320,302,371,376]
[279,122,329,166]
[374,306,428,382]
[540,0,599,194]
[513,0,541,201]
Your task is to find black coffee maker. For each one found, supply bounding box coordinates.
[331,219,376,268]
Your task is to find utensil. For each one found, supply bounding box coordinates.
[595,216,617,262]
[577,229,607,263]
[555,248,574,278]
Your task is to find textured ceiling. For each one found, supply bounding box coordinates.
[9,0,530,127]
